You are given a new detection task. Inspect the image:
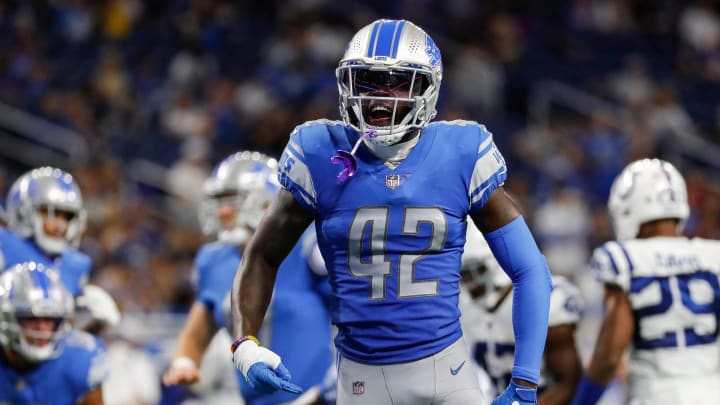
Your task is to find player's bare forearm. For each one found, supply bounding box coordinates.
[174,303,218,363]
[231,189,313,337]
[585,286,634,385]
[539,324,583,405]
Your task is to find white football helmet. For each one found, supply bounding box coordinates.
[461,222,511,311]
[336,19,443,146]
[0,261,74,362]
[6,167,87,255]
[608,158,689,240]
[199,151,280,245]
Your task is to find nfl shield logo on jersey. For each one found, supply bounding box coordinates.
[386,174,401,189]
[352,380,364,395]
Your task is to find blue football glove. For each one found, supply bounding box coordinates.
[492,380,537,405]
[246,362,302,394]
[232,337,302,394]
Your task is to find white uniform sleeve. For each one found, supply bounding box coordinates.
[590,241,633,292]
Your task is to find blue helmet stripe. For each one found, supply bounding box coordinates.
[57,175,74,191]
[30,268,50,298]
[366,21,381,57]
[373,20,399,57]
[390,21,406,58]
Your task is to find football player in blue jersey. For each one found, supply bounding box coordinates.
[230,19,552,405]
[0,261,109,405]
[2,167,91,297]
[1,167,121,335]
[163,151,334,405]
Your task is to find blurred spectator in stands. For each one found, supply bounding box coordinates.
[161,88,211,141]
[534,185,591,278]
[92,47,132,112]
[447,43,505,116]
[607,55,654,109]
[679,0,720,53]
[578,110,630,204]
[570,0,634,32]
[486,11,523,64]
[168,37,218,89]
[167,137,210,205]
[101,0,140,41]
[645,84,696,139]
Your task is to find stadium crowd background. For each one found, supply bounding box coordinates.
[1,0,720,402]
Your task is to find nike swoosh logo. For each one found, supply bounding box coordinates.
[450,360,465,376]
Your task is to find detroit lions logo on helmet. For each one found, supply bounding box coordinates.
[425,36,441,67]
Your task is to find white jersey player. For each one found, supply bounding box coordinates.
[571,158,720,405]
[461,223,584,405]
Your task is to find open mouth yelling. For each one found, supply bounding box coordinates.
[367,104,395,127]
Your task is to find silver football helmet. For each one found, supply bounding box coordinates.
[461,222,511,311]
[336,19,443,146]
[0,261,74,362]
[6,167,87,255]
[608,159,689,240]
[198,151,280,245]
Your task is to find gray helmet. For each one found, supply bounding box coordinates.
[0,261,74,362]
[336,19,443,146]
[198,151,280,244]
[6,167,87,255]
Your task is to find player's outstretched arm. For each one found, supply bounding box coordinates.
[538,324,583,405]
[231,188,313,394]
[570,285,633,405]
[471,187,552,405]
[162,302,218,386]
[79,386,104,405]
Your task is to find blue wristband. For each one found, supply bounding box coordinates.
[570,375,606,405]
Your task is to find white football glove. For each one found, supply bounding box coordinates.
[75,285,121,332]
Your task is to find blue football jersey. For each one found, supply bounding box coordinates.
[193,241,241,329]
[279,119,507,364]
[0,331,109,405]
[0,227,90,297]
[192,228,333,405]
